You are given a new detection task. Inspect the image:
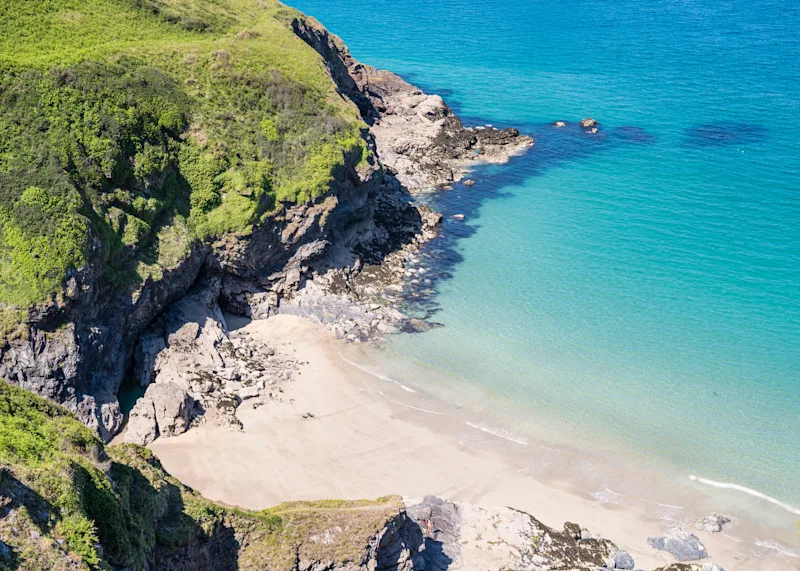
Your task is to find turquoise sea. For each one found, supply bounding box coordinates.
[292,0,800,540]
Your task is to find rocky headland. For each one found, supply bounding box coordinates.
[0,2,767,570]
[0,5,531,443]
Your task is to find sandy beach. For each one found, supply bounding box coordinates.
[149,315,796,571]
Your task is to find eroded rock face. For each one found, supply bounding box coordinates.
[127,280,305,442]
[648,527,708,562]
[290,15,533,193]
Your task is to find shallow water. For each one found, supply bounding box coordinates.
[291,0,800,546]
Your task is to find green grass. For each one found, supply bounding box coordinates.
[0,0,367,309]
[0,380,404,570]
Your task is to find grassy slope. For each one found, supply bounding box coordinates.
[0,0,366,309]
[0,380,402,570]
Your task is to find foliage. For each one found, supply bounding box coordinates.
[0,381,403,570]
[0,0,367,313]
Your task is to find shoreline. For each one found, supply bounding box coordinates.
[148,314,799,571]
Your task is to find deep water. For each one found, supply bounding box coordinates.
[291,0,800,526]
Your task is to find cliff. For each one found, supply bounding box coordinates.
[0,380,721,570]
[0,0,531,441]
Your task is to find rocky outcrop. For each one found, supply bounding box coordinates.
[648,527,708,562]
[404,496,635,570]
[0,8,531,442]
[124,281,305,443]
[289,14,534,192]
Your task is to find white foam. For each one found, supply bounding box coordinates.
[689,475,800,516]
[376,388,443,415]
[753,539,800,558]
[466,421,529,446]
[339,352,417,392]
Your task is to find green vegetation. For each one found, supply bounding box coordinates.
[0,380,403,570]
[0,0,367,309]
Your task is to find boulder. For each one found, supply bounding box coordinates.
[648,527,708,561]
[554,121,567,127]
[580,117,597,128]
[149,383,192,438]
[463,179,475,186]
[124,382,191,446]
[610,549,636,570]
[695,513,731,533]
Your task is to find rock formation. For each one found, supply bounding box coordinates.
[405,495,636,570]
[694,513,732,534]
[289,15,534,193]
[648,527,708,562]
[0,9,528,442]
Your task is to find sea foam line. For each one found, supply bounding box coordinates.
[466,421,529,446]
[376,388,443,415]
[689,475,800,516]
[338,352,417,392]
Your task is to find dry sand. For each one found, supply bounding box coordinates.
[150,315,796,571]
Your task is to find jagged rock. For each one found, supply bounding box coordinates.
[648,526,708,561]
[404,497,621,571]
[291,16,533,193]
[580,117,598,127]
[134,333,166,387]
[695,513,731,533]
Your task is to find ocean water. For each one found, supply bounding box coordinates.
[291,0,800,535]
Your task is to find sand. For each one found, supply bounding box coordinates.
[150,315,796,571]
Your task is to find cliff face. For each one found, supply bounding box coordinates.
[0,2,532,442]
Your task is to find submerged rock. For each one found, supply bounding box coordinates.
[648,526,708,561]
[695,513,732,533]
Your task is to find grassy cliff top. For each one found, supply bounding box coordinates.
[0,0,365,309]
[0,380,403,570]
